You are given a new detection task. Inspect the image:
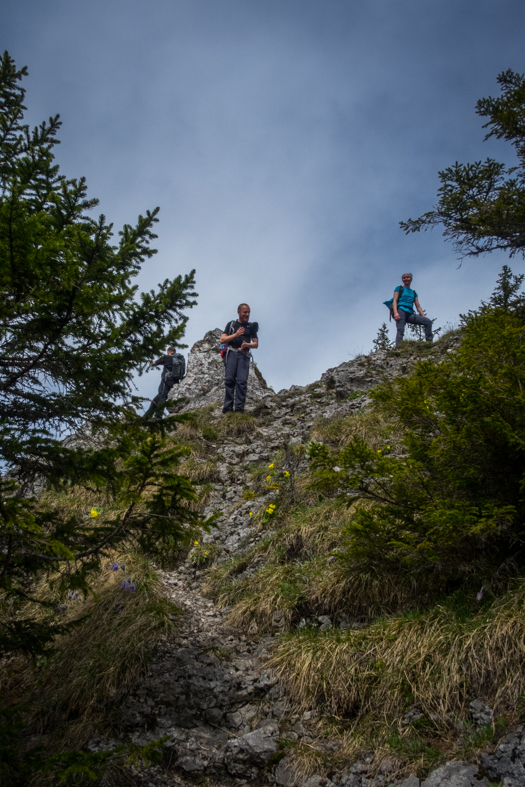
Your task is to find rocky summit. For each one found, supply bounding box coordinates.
[99,330,520,787]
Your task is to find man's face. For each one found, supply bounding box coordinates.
[238,305,250,323]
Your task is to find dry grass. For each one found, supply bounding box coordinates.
[311,406,401,451]
[218,412,258,438]
[1,554,178,753]
[182,457,219,483]
[270,580,525,725]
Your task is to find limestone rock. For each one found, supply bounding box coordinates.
[400,777,420,787]
[275,755,298,786]
[168,328,272,412]
[469,699,493,728]
[420,762,488,787]
[481,725,525,787]
[223,720,279,776]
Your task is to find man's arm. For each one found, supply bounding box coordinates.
[220,326,245,344]
[241,337,258,350]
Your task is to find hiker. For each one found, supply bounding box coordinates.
[144,346,186,419]
[220,303,258,414]
[391,273,433,347]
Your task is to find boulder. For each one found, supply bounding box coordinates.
[224,720,279,776]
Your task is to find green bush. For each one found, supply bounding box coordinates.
[308,293,525,593]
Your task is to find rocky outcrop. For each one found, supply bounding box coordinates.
[168,328,272,412]
[109,327,523,787]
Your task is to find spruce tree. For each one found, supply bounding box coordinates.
[401,70,525,259]
[372,322,392,351]
[0,52,202,656]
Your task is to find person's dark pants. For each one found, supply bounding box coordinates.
[395,310,433,347]
[144,377,177,418]
[223,350,250,413]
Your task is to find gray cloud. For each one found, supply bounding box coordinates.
[3,0,524,396]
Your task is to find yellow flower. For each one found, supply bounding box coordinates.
[386,446,390,450]
[90,508,99,518]
[268,463,274,469]
[377,449,382,454]
[249,512,253,517]
[194,540,199,546]
[266,475,271,482]
[204,552,209,556]
[284,471,290,477]
[190,554,193,558]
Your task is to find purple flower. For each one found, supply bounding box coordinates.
[120,581,130,590]
[476,588,484,602]
[110,563,119,572]
[56,605,63,613]
[328,556,337,562]
[128,584,136,592]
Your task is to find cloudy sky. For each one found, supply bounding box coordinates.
[3,0,525,394]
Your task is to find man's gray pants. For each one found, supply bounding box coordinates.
[396,310,433,346]
[224,350,250,413]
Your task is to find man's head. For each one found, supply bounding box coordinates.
[237,303,250,323]
[167,346,175,355]
[401,273,413,285]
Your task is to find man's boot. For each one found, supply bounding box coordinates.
[143,402,157,419]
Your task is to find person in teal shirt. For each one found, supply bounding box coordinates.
[392,273,433,347]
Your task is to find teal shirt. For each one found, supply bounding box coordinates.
[395,285,417,314]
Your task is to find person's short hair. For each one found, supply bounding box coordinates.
[167,346,175,353]
[237,303,250,312]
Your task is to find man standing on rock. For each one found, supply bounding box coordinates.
[392,273,433,347]
[220,304,258,414]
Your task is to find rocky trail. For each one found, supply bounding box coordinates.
[96,330,524,787]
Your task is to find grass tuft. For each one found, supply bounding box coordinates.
[219,412,258,438]
[270,581,525,725]
[1,554,178,754]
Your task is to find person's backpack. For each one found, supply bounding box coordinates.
[383,287,403,321]
[168,353,186,381]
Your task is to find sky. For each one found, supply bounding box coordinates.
[3,0,525,395]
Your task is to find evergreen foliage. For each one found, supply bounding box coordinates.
[0,52,202,657]
[372,322,392,351]
[401,69,525,258]
[308,267,525,591]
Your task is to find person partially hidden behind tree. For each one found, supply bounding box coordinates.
[144,346,186,419]
[392,273,433,347]
[220,303,259,414]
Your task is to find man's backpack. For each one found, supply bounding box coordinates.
[383,287,403,321]
[168,353,186,381]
